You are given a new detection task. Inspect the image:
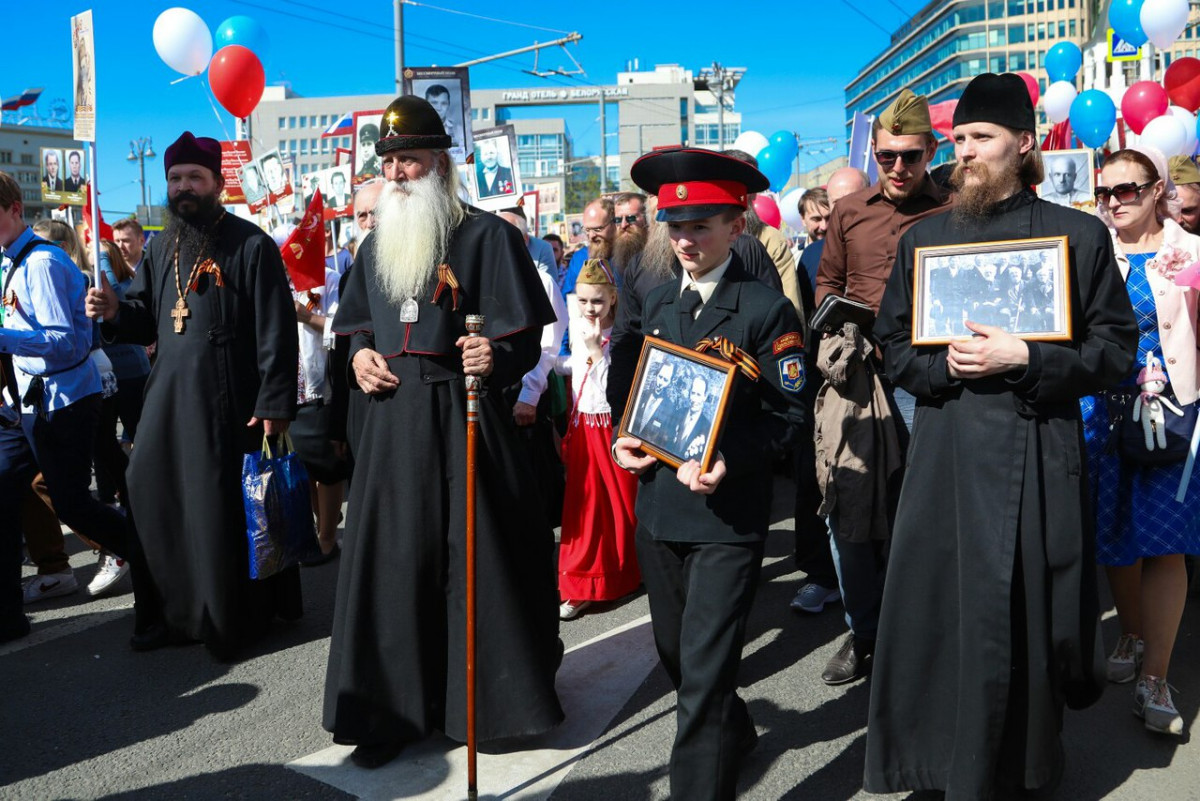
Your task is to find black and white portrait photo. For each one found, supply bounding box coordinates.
[913,237,1071,345]
[402,66,473,165]
[353,110,384,186]
[258,150,292,204]
[239,161,268,210]
[1038,149,1094,210]
[470,125,522,211]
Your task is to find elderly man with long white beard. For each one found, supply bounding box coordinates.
[323,95,563,769]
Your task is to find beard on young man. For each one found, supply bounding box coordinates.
[371,168,464,305]
[950,142,1039,221]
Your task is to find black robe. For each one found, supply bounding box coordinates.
[324,207,564,746]
[865,191,1137,798]
[103,214,300,657]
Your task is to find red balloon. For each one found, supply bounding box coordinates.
[208,45,264,119]
[1165,57,1200,113]
[1017,72,1040,107]
[753,194,781,229]
[1121,81,1170,134]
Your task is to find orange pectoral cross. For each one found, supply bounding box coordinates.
[171,297,191,334]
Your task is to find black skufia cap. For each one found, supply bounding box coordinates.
[375,96,452,156]
[952,73,1035,132]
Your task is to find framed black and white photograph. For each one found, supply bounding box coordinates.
[40,147,65,204]
[353,109,384,187]
[257,149,293,206]
[912,236,1072,345]
[308,164,352,219]
[1038,148,1095,212]
[402,66,472,165]
[618,336,738,473]
[469,124,522,212]
[239,161,268,213]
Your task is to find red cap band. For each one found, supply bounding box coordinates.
[656,179,748,210]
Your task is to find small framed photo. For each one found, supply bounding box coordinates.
[618,336,738,473]
[1038,148,1095,212]
[912,236,1072,345]
[353,109,384,187]
[522,190,539,237]
[402,66,472,165]
[469,124,522,211]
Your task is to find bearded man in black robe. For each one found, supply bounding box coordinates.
[87,132,300,659]
[865,74,1137,799]
[323,96,563,769]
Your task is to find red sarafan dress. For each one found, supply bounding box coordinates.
[556,319,640,602]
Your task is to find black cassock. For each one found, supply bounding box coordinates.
[866,190,1137,798]
[324,208,563,746]
[104,214,300,657]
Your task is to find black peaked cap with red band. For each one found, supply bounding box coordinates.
[631,147,769,222]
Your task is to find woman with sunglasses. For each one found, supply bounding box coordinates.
[1084,143,1200,737]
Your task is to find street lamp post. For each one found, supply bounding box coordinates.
[127,137,156,224]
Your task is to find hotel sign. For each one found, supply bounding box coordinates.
[499,87,630,104]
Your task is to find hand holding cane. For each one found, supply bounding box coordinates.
[463,313,484,800]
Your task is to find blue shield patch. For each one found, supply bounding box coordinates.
[779,355,805,393]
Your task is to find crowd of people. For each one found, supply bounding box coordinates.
[3,74,1198,799]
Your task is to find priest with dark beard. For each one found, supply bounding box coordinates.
[323,95,563,769]
[865,74,1137,799]
[86,132,300,659]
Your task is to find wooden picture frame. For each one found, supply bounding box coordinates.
[1037,148,1096,213]
[618,336,738,473]
[912,235,1072,346]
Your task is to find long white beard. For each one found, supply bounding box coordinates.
[372,173,462,303]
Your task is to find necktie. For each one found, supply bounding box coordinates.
[680,285,702,341]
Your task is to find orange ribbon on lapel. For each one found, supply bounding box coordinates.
[694,336,762,381]
[188,259,225,291]
[431,262,461,311]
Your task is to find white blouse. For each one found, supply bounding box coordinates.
[555,319,612,415]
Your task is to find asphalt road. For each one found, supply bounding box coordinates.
[3,478,1198,800]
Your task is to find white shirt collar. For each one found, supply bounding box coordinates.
[680,252,733,306]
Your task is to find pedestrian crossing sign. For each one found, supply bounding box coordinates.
[1108,29,1141,62]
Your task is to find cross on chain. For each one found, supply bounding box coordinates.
[171,297,191,333]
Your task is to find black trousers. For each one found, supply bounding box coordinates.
[635,526,763,801]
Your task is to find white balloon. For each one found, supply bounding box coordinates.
[1141,0,1190,50]
[732,130,770,158]
[779,187,806,230]
[1043,81,1078,124]
[1141,114,1189,157]
[1169,105,1199,156]
[153,7,213,77]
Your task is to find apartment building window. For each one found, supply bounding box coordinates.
[0,151,11,164]
[279,117,286,129]
[19,153,33,165]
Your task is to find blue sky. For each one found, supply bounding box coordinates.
[7,1,927,218]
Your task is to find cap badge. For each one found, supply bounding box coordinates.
[675,184,688,200]
[385,111,400,138]
[892,123,901,134]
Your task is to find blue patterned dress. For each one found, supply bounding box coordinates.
[1081,251,1200,565]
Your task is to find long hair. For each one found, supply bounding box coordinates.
[32,219,87,269]
[1095,147,1180,227]
[100,239,135,283]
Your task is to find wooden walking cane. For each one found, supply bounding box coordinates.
[464,313,484,801]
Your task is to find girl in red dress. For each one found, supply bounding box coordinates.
[556,259,640,620]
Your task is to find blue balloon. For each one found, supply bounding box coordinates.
[757,145,794,193]
[215,15,270,62]
[768,130,798,162]
[1070,90,1117,149]
[1043,42,1083,83]
[1109,0,1148,48]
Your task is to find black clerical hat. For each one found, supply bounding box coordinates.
[952,73,1035,132]
[375,96,452,156]
[631,147,769,222]
[164,131,222,177]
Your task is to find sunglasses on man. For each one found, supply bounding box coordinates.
[614,214,643,226]
[874,149,925,167]
[1093,181,1154,204]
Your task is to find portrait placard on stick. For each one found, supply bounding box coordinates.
[71,11,96,142]
[352,110,384,187]
[402,66,473,165]
[468,124,522,212]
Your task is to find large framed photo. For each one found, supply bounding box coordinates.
[618,336,738,473]
[402,66,472,165]
[469,124,522,211]
[912,236,1071,345]
[352,109,384,187]
[1038,148,1095,212]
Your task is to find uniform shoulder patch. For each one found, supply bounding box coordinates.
[779,354,805,393]
[773,332,803,354]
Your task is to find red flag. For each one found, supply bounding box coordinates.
[928,99,958,141]
[280,189,326,291]
[81,182,112,245]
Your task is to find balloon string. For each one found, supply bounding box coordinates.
[197,78,234,143]
[169,74,196,86]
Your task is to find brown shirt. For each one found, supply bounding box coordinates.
[816,177,952,313]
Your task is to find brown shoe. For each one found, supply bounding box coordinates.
[821,633,874,685]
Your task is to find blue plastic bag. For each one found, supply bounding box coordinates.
[242,434,320,579]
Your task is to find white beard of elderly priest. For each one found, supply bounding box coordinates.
[323,94,563,769]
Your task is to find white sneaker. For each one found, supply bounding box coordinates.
[1134,674,1184,736]
[87,553,130,598]
[23,570,79,604]
[559,600,591,621]
[1107,633,1144,684]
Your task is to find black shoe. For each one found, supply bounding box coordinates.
[0,615,31,645]
[350,740,406,769]
[821,633,874,685]
[737,717,759,758]
[300,542,340,567]
[130,623,171,652]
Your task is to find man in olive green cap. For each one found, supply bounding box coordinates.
[812,87,951,686]
[1169,154,1200,234]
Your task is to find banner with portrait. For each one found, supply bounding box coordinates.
[401,66,473,165]
[238,160,270,214]
[468,124,522,213]
[257,148,294,207]
[303,164,353,220]
[352,110,384,187]
[71,10,96,142]
[41,147,87,206]
[219,140,254,205]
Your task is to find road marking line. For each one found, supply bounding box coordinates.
[288,614,660,800]
[0,603,133,658]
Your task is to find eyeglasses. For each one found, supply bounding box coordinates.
[874,149,926,167]
[614,214,643,226]
[583,223,613,234]
[1094,181,1154,204]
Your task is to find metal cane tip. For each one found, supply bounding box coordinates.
[465,314,485,333]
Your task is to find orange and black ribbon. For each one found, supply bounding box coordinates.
[694,336,762,382]
[188,259,225,291]
[2,290,18,313]
[304,289,321,313]
[431,262,461,311]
